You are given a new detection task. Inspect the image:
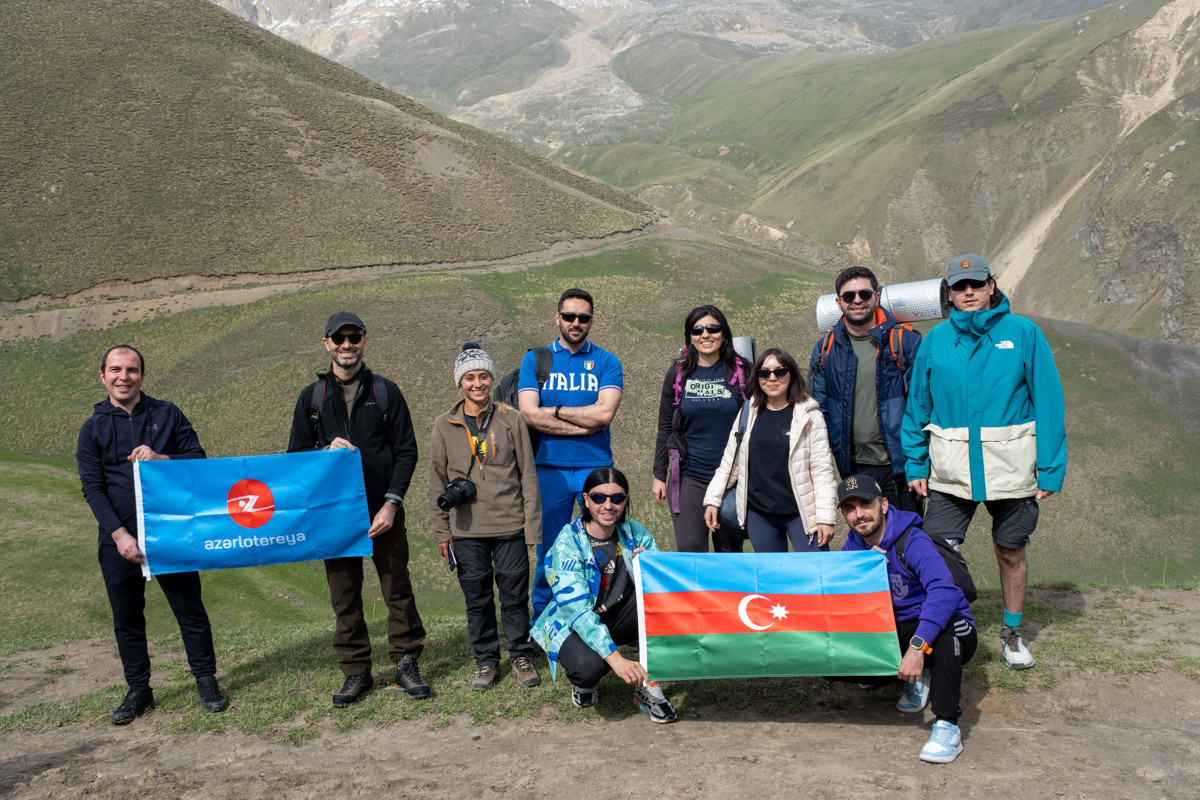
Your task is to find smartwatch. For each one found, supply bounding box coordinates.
[909,635,933,655]
[554,405,563,420]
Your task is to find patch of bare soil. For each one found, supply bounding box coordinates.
[2,588,1197,799]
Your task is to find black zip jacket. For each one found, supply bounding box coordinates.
[287,365,418,514]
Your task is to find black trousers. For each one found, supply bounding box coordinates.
[557,595,640,690]
[99,544,217,690]
[324,506,426,676]
[846,615,978,723]
[453,536,535,667]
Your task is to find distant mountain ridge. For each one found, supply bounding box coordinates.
[0,0,651,301]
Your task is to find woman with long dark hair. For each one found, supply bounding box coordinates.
[531,467,677,723]
[652,305,752,552]
[703,348,838,553]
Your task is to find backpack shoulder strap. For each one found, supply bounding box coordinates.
[308,378,326,425]
[672,362,685,407]
[818,330,835,368]
[533,346,553,388]
[371,374,389,425]
[893,522,919,573]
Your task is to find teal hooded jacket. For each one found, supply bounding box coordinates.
[902,292,1066,501]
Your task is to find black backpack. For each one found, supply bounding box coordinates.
[895,523,977,604]
[307,373,390,445]
[496,346,552,448]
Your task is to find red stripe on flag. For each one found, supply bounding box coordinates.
[642,590,895,636]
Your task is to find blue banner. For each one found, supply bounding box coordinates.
[135,449,372,576]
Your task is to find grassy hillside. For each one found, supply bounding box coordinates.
[2,242,1197,601]
[0,0,651,301]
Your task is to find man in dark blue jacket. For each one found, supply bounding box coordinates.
[809,266,921,511]
[839,474,977,763]
[77,345,227,725]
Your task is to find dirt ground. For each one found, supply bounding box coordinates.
[2,588,1197,799]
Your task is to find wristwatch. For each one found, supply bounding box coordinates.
[909,635,933,655]
[554,405,563,419]
[386,497,401,507]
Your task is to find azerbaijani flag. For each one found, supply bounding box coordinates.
[635,551,900,680]
[135,449,372,578]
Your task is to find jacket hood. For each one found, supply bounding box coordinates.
[949,290,1010,338]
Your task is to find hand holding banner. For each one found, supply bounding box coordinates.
[135,449,373,577]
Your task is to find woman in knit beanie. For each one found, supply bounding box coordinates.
[430,343,544,691]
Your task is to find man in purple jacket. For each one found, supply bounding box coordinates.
[839,474,977,763]
[77,345,227,725]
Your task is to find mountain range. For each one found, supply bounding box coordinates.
[211,0,1200,347]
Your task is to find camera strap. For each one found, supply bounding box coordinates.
[464,403,497,476]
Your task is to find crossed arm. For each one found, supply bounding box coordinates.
[518,387,622,435]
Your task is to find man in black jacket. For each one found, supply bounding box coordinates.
[287,311,428,707]
[77,345,228,725]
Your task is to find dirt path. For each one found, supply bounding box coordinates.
[0,228,666,343]
[2,588,1197,799]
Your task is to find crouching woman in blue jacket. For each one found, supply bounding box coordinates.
[531,467,677,723]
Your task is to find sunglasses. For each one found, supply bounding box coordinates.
[559,312,593,324]
[329,332,363,345]
[587,491,628,506]
[690,323,723,336]
[839,289,877,304]
[951,279,989,291]
[756,367,790,380]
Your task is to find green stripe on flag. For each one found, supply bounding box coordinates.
[645,631,900,681]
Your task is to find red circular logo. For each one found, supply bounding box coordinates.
[227,479,275,528]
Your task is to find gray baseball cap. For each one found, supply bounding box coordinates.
[946,254,991,287]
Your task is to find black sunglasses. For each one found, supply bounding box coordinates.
[839,289,877,304]
[690,323,723,336]
[587,491,628,506]
[951,279,989,291]
[559,312,593,324]
[756,367,790,380]
[329,332,363,345]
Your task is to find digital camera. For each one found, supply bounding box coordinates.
[436,476,477,511]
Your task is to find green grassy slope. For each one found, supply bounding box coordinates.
[2,243,1196,619]
[0,0,650,301]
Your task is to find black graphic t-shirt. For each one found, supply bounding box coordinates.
[588,532,627,609]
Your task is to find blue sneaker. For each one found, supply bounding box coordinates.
[920,720,963,763]
[897,668,930,713]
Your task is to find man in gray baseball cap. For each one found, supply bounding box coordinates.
[902,254,1067,670]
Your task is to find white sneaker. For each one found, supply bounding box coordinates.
[897,668,931,713]
[919,720,963,763]
[1000,626,1035,669]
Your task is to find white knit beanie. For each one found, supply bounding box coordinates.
[454,341,495,386]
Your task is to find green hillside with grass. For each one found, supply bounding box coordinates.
[0,0,651,301]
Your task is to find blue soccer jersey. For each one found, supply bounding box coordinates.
[518,340,623,467]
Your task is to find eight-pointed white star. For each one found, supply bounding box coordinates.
[770,604,788,620]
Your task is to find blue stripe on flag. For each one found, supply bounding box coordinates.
[638,551,888,596]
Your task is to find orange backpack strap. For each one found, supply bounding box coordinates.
[818,331,835,368]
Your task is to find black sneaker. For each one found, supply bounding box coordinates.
[110,687,155,725]
[394,652,431,699]
[332,675,374,708]
[196,675,229,713]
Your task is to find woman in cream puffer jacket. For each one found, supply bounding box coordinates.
[703,347,838,553]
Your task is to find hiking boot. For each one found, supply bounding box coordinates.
[394,652,431,699]
[332,675,374,707]
[897,668,931,713]
[110,687,154,725]
[196,675,229,713]
[634,681,677,724]
[1000,626,1035,669]
[919,720,963,763]
[471,665,499,692]
[510,654,541,688]
[570,684,599,709]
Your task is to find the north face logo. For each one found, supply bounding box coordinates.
[995,340,1014,350]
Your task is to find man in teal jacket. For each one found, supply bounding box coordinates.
[902,254,1066,670]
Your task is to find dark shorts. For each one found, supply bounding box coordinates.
[922,490,1039,550]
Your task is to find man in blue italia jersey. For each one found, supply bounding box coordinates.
[518,288,623,617]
